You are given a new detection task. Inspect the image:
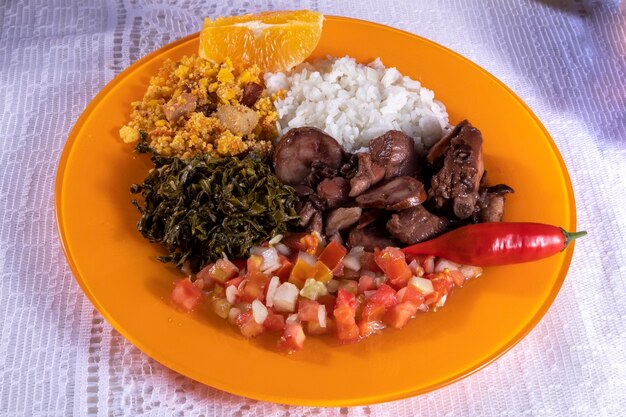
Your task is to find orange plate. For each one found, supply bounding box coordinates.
[55,16,576,406]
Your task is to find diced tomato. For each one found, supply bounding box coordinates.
[306,320,329,335]
[384,301,419,329]
[197,258,239,284]
[358,301,387,338]
[334,289,360,344]
[445,269,466,287]
[235,311,265,338]
[357,284,397,337]
[224,276,243,288]
[317,293,337,313]
[368,284,397,309]
[300,233,321,255]
[171,278,202,312]
[298,299,321,322]
[338,279,358,294]
[195,264,213,283]
[401,284,425,307]
[263,312,286,332]
[274,255,294,282]
[386,259,412,287]
[423,273,454,306]
[313,261,333,283]
[360,301,387,322]
[288,257,317,288]
[431,273,454,294]
[423,255,435,274]
[246,255,263,276]
[374,247,412,288]
[278,323,306,354]
[319,240,348,274]
[231,258,247,271]
[239,272,269,302]
[357,274,376,294]
[280,233,308,254]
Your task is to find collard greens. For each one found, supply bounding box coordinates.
[131,153,299,272]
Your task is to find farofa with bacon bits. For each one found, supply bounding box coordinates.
[119,55,279,159]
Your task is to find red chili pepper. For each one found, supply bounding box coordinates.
[402,222,586,267]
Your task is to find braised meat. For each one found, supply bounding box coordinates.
[356,176,427,210]
[477,184,514,223]
[370,130,418,179]
[294,184,314,197]
[316,177,350,209]
[308,211,323,234]
[304,160,340,187]
[241,82,263,107]
[426,121,466,166]
[348,225,399,252]
[356,209,387,230]
[387,205,449,244]
[297,202,317,227]
[163,92,197,124]
[325,207,362,236]
[429,121,485,220]
[349,152,386,197]
[274,122,511,250]
[273,127,344,186]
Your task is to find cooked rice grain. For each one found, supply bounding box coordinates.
[264,56,449,152]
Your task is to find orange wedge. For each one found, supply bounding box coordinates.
[199,10,323,72]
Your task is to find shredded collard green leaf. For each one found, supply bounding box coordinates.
[131,153,299,272]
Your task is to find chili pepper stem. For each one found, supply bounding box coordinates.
[560,229,587,249]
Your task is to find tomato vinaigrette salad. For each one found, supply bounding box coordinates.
[172,232,482,353]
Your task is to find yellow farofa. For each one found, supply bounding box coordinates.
[119,55,278,159]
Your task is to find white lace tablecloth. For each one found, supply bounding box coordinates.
[1,0,625,415]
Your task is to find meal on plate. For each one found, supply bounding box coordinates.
[120,10,585,353]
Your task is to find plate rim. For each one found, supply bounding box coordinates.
[55,15,578,406]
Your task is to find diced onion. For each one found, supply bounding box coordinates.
[318,305,327,328]
[460,265,483,280]
[235,302,251,312]
[275,243,291,256]
[269,234,283,245]
[298,251,317,266]
[396,287,407,303]
[342,246,364,271]
[228,307,241,325]
[435,294,447,308]
[250,246,265,256]
[286,313,300,325]
[374,275,387,287]
[408,259,424,276]
[252,300,268,324]
[266,276,280,307]
[225,285,238,304]
[364,290,377,298]
[423,256,435,274]
[273,282,299,313]
[251,246,281,274]
[435,258,461,272]
[409,276,435,295]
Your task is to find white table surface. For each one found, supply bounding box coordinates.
[1,0,625,416]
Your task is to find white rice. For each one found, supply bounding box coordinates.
[264,56,449,153]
